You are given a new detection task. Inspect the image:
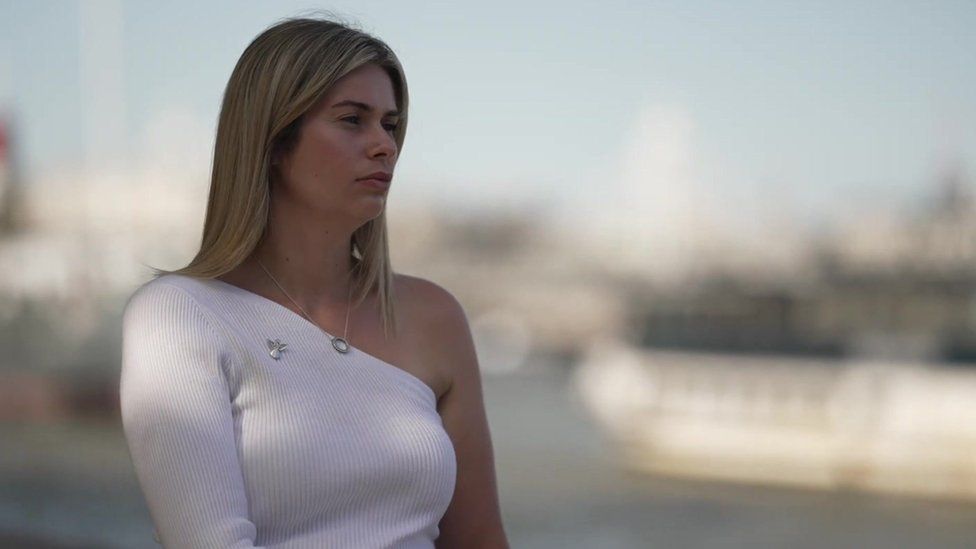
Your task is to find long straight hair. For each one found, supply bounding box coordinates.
[150,15,408,338]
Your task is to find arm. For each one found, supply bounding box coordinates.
[120,282,264,548]
[421,283,509,549]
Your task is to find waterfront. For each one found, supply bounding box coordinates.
[3,363,976,548]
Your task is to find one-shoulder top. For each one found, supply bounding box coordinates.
[119,274,457,548]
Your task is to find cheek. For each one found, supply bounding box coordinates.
[288,148,335,183]
[302,135,356,177]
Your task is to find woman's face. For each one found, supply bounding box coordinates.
[274,63,400,224]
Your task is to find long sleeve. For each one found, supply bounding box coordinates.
[119,282,264,549]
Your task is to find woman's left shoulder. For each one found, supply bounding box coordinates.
[393,274,476,400]
[393,273,468,325]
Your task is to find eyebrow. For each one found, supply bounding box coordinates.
[330,100,400,117]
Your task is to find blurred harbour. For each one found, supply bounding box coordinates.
[3,139,976,547]
[3,1,976,547]
[4,362,976,548]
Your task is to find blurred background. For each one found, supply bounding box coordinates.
[2,1,976,547]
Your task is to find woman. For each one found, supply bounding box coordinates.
[119,15,509,548]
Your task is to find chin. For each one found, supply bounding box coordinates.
[356,198,387,222]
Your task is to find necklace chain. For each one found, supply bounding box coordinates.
[256,259,353,353]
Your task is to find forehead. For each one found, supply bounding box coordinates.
[321,64,398,112]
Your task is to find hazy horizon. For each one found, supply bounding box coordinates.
[2,0,974,233]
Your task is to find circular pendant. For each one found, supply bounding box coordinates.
[332,337,350,354]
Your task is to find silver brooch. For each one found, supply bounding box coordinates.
[267,338,288,360]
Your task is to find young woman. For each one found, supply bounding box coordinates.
[119,15,509,548]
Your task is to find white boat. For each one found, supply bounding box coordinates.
[572,337,976,501]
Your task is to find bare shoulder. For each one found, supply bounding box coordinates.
[394,274,509,545]
[393,273,468,326]
[393,273,476,397]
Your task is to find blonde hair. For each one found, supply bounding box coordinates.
[150,14,408,338]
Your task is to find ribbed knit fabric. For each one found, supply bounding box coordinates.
[119,274,457,549]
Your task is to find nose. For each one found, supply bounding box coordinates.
[368,125,398,161]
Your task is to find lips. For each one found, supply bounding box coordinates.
[357,171,392,191]
[358,177,391,191]
[358,171,392,182]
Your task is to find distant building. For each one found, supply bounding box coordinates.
[633,166,976,363]
[0,114,27,235]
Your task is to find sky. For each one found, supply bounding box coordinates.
[1,0,975,235]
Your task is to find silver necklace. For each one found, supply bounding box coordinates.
[256,259,353,354]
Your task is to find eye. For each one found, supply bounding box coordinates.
[341,116,398,133]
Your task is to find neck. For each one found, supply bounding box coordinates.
[248,213,358,311]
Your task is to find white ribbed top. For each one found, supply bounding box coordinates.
[119,274,457,549]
